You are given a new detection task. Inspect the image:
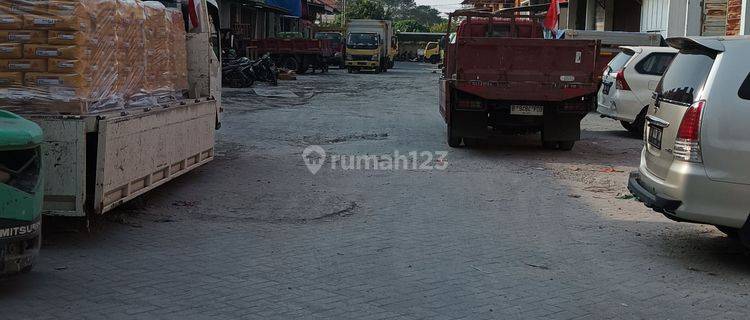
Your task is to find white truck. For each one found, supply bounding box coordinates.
[345,19,396,73]
[29,0,222,218]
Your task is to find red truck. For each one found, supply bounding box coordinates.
[248,38,335,74]
[440,8,601,150]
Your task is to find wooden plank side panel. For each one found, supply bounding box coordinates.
[702,0,729,36]
[94,101,217,213]
[33,118,87,217]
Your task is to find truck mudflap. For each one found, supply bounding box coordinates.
[0,217,41,275]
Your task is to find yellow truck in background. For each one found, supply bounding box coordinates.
[423,41,440,64]
[345,19,397,73]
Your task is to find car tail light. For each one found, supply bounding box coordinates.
[674,100,705,163]
[457,100,483,109]
[615,69,630,91]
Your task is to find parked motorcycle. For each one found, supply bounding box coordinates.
[250,54,279,86]
[222,57,255,88]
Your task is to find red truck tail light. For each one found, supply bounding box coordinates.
[457,100,483,109]
[615,69,630,91]
[674,100,705,163]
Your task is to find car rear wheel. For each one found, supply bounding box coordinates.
[620,121,633,131]
[628,107,648,138]
[716,226,740,239]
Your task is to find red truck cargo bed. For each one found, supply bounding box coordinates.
[248,39,334,57]
[452,38,599,102]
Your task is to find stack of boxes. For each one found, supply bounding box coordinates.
[0,0,189,114]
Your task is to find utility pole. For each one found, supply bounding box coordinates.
[341,0,347,28]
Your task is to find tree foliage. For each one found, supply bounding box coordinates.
[381,0,416,20]
[428,21,455,33]
[346,0,386,20]
[341,0,444,32]
[405,5,443,26]
[394,19,428,32]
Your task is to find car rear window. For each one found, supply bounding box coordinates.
[635,52,675,75]
[656,50,715,105]
[607,51,633,73]
[739,73,750,100]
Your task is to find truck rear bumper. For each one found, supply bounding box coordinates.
[346,61,378,68]
[0,218,41,275]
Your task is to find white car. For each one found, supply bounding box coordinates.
[597,46,677,136]
[628,36,750,244]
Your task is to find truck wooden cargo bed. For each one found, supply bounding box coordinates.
[450,37,600,101]
[31,99,217,217]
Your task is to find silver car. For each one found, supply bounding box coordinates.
[628,36,750,243]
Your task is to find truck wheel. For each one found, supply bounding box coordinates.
[463,138,485,148]
[542,141,558,149]
[447,125,462,148]
[21,265,33,273]
[558,141,575,151]
[282,56,299,73]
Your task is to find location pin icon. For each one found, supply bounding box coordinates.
[302,145,326,174]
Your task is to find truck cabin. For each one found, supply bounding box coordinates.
[347,33,380,50]
[315,32,343,44]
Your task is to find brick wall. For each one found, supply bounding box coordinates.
[726,0,742,35]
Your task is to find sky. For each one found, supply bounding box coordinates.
[415,0,463,15]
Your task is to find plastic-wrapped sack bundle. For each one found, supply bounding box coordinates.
[0,0,189,115]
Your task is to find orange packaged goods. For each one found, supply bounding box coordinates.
[47,58,85,74]
[0,30,47,43]
[0,14,23,30]
[48,30,86,45]
[0,0,190,115]
[0,59,47,72]
[0,43,23,59]
[23,14,91,31]
[0,1,48,16]
[23,44,84,60]
[0,72,23,86]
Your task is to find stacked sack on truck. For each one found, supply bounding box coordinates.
[0,0,189,115]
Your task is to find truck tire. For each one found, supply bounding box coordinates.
[282,56,299,73]
[463,138,485,148]
[542,140,558,149]
[447,125,461,148]
[558,141,575,151]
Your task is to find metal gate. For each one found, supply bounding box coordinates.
[702,0,729,36]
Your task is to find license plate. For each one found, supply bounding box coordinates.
[510,105,543,116]
[602,82,612,95]
[648,125,662,149]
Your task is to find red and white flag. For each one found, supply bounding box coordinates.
[188,0,202,30]
[543,0,560,31]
